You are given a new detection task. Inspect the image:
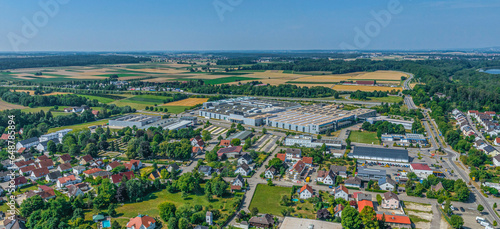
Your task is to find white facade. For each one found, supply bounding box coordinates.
[299,189,312,199]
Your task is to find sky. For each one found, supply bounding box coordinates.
[0,0,500,52]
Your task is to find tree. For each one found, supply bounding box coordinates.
[341,206,362,229]
[494,203,497,209]
[159,202,176,222]
[360,206,379,229]
[107,204,117,217]
[262,128,267,134]
[317,208,330,220]
[168,217,178,229]
[477,204,484,211]
[230,138,241,146]
[251,207,259,216]
[83,143,99,157]
[376,194,382,205]
[111,221,122,229]
[178,218,189,229]
[47,140,57,154]
[450,215,464,228]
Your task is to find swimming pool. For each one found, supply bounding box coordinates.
[292,198,299,202]
[102,220,111,228]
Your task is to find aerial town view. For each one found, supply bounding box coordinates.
[1,1,500,229]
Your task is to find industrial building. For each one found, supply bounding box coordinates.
[381,133,428,146]
[227,131,253,142]
[357,167,387,181]
[267,105,376,134]
[199,97,300,126]
[348,146,409,163]
[284,135,343,149]
[109,115,161,128]
[366,116,414,130]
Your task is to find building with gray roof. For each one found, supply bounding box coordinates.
[349,146,409,163]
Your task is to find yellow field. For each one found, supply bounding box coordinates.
[332,85,402,92]
[162,98,209,106]
[288,71,406,83]
[0,99,27,110]
[10,90,71,96]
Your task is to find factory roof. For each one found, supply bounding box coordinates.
[351,146,409,161]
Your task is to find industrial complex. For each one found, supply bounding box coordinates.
[109,114,196,130]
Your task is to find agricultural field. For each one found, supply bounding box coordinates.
[156,106,191,114]
[77,94,116,104]
[162,98,208,106]
[109,95,172,110]
[0,99,27,110]
[47,119,109,133]
[332,85,402,92]
[348,131,380,144]
[10,89,72,96]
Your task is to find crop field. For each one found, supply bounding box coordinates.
[47,119,109,133]
[332,85,402,92]
[162,98,208,106]
[10,90,72,96]
[124,95,173,104]
[0,99,27,110]
[77,94,115,104]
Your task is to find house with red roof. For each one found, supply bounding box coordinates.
[0,133,9,140]
[35,155,49,162]
[495,138,500,146]
[92,110,100,117]
[376,214,411,229]
[110,171,135,184]
[126,214,157,229]
[217,146,242,158]
[57,175,80,188]
[20,165,37,175]
[83,168,104,176]
[298,184,314,199]
[289,160,306,180]
[124,159,142,170]
[79,155,94,165]
[106,161,122,171]
[192,146,203,156]
[13,176,28,188]
[219,139,231,147]
[302,157,313,167]
[190,136,205,147]
[357,199,374,213]
[14,160,35,169]
[276,153,286,162]
[58,154,72,164]
[30,167,50,180]
[38,159,54,169]
[410,163,433,178]
[333,204,344,218]
[332,185,349,201]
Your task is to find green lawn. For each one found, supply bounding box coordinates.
[127,95,173,104]
[77,95,115,104]
[249,184,292,215]
[21,106,73,117]
[158,106,191,114]
[113,186,238,225]
[366,96,403,103]
[47,119,109,133]
[349,131,380,144]
[203,76,257,85]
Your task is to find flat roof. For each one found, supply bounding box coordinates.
[357,167,387,176]
[352,146,409,161]
[279,217,343,229]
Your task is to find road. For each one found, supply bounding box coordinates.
[402,73,418,109]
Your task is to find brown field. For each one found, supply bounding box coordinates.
[140,77,175,82]
[332,85,402,92]
[162,98,209,106]
[0,99,27,110]
[10,90,71,96]
[288,71,406,83]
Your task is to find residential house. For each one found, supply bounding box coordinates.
[83,168,104,177]
[495,138,500,146]
[358,199,374,213]
[378,177,396,191]
[20,153,34,161]
[316,170,335,185]
[410,163,433,178]
[106,161,122,171]
[248,214,274,228]
[298,184,314,199]
[67,184,84,197]
[110,171,135,184]
[124,159,142,170]
[264,167,278,179]
[26,185,56,201]
[190,136,205,147]
[376,214,411,229]
[333,204,344,218]
[289,160,307,180]
[16,137,39,150]
[344,177,362,188]
[57,163,72,172]
[13,176,28,188]
[276,153,286,162]
[14,159,35,169]
[332,185,349,201]
[206,211,213,226]
[3,216,28,229]
[285,148,302,163]
[57,175,79,188]
[30,168,50,180]
[38,159,54,169]
[354,193,372,202]
[126,214,156,229]
[219,139,231,147]
[238,154,253,165]
[302,157,313,167]
[483,145,500,156]
[79,155,94,165]
[19,165,36,175]
[167,163,179,173]
[73,166,86,175]
[35,155,49,163]
[431,182,445,192]
[217,146,243,158]
[58,154,72,164]
[330,165,348,178]
[235,163,252,176]
[90,159,104,168]
[46,171,63,182]
[91,170,112,178]
[36,139,60,152]
[198,165,212,176]
[0,171,11,182]
[232,174,245,187]
[192,147,203,156]
[382,191,400,209]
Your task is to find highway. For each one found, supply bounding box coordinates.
[402,73,418,109]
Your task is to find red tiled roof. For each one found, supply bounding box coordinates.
[276,153,286,161]
[299,184,313,194]
[31,167,50,177]
[410,163,431,171]
[192,146,203,153]
[14,176,27,185]
[293,160,306,173]
[39,185,52,191]
[58,175,77,184]
[376,214,411,225]
[81,155,93,162]
[357,200,374,213]
[107,161,121,169]
[17,147,26,153]
[231,185,242,190]
[58,163,72,171]
[127,215,156,229]
[15,160,34,167]
[111,171,134,184]
[20,165,36,173]
[495,138,500,144]
[336,185,349,194]
[92,110,99,115]
[302,157,313,165]
[220,140,230,147]
[83,168,103,175]
[0,134,9,140]
[37,155,49,161]
[217,146,242,157]
[59,154,72,162]
[39,159,54,168]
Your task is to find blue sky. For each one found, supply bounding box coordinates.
[1,0,499,51]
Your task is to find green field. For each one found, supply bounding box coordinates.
[78,95,115,104]
[349,131,379,144]
[366,96,403,103]
[158,106,191,114]
[47,119,109,133]
[127,95,172,104]
[112,186,238,225]
[203,76,257,85]
[249,184,292,215]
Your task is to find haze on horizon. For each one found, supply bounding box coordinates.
[1,0,500,52]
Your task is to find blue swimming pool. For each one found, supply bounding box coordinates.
[102,220,111,228]
[292,198,299,202]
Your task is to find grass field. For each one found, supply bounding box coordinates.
[249,184,292,215]
[78,94,115,103]
[332,85,402,92]
[113,186,237,225]
[157,106,191,114]
[349,131,379,144]
[162,98,208,106]
[366,96,403,103]
[204,76,257,84]
[0,99,27,110]
[127,95,172,104]
[47,119,109,133]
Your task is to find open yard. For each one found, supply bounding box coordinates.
[157,105,191,114]
[47,119,109,133]
[162,97,208,106]
[349,131,379,144]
